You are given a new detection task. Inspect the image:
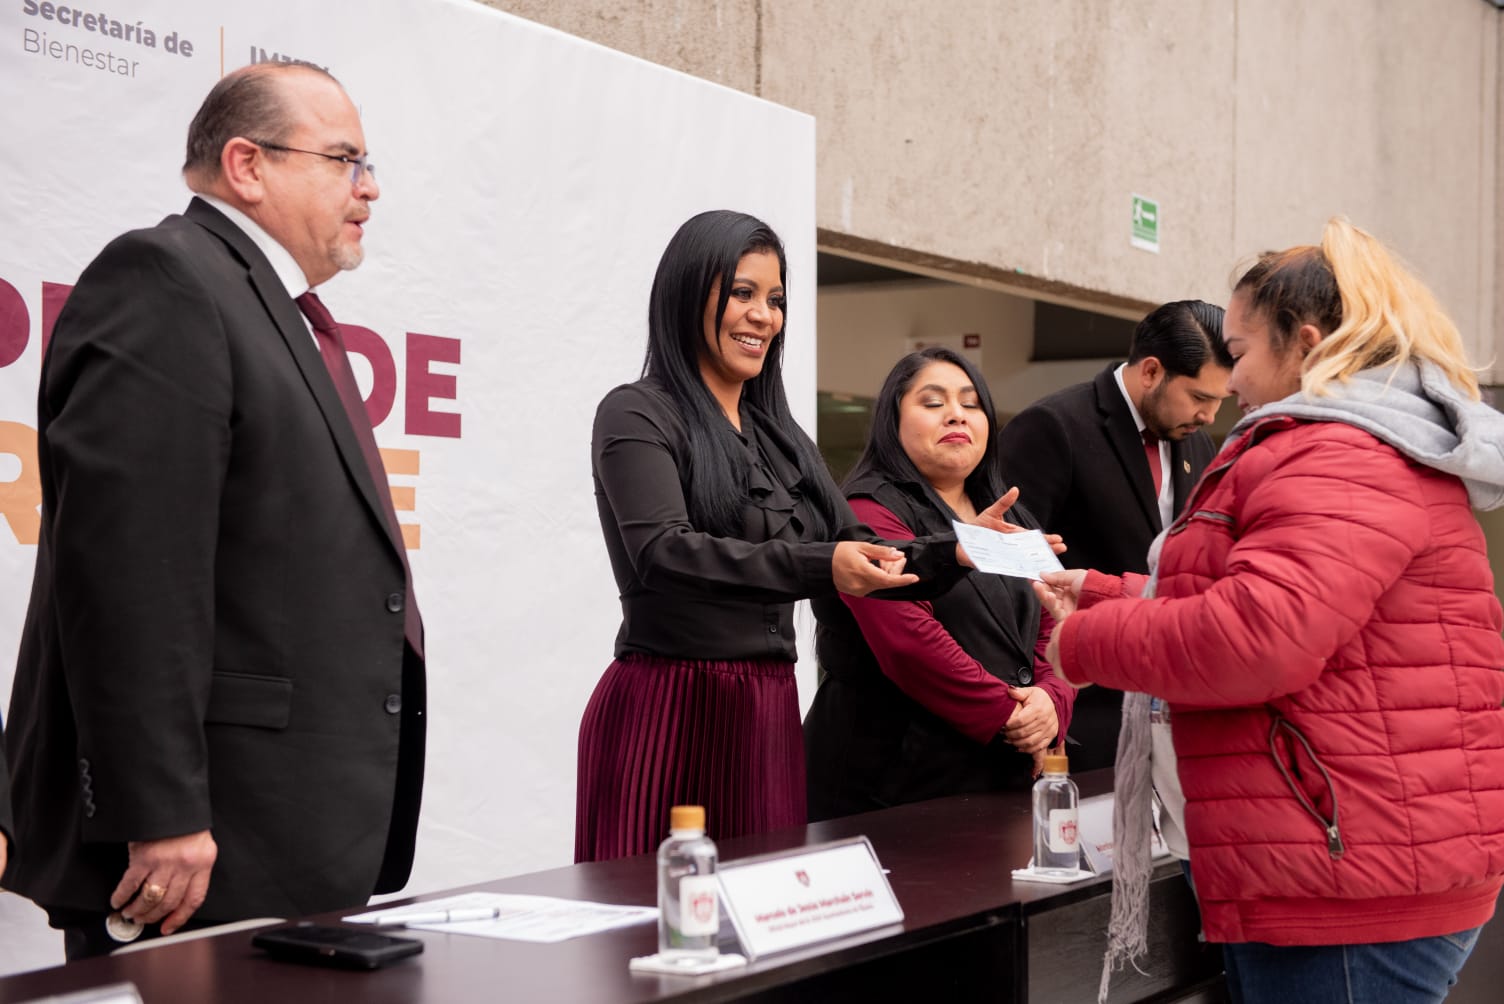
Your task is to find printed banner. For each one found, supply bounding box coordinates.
[0,0,817,956]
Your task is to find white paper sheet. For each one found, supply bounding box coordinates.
[1076,792,1172,876]
[1010,865,1094,884]
[629,952,748,975]
[344,891,657,943]
[951,522,1066,580]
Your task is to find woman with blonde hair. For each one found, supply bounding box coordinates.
[1037,218,1504,1003]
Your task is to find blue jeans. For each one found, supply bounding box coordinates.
[1222,927,1483,1004]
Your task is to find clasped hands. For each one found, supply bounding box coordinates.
[1003,685,1057,753]
[833,487,1066,597]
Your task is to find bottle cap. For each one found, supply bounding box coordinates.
[105,911,144,943]
[670,805,706,831]
[1042,754,1069,774]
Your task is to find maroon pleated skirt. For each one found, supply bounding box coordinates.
[574,654,805,863]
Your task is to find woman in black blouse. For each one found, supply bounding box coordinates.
[576,210,995,862]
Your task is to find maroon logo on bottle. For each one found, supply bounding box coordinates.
[1061,819,1078,847]
[690,890,716,925]
[795,870,810,887]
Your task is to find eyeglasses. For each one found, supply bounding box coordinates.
[251,140,375,186]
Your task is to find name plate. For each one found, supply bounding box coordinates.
[717,836,903,960]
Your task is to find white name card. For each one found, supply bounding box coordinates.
[717,836,903,960]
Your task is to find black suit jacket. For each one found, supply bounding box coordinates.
[996,363,1214,575]
[994,363,1215,769]
[0,718,11,875]
[592,380,968,662]
[5,199,425,920]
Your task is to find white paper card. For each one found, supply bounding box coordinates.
[343,891,657,943]
[628,952,748,976]
[951,522,1065,580]
[29,985,145,1004]
[717,837,903,960]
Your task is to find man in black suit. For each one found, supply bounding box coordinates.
[4,62,425,957]
[995,300,1231,771]
[1,722,10,881]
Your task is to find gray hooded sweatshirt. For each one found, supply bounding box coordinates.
[1229,359,1504,511]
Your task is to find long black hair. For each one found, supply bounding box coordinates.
[846,346,1038,529]
[642,210,843,538]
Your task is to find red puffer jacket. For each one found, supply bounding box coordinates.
[1060,415,1504,945]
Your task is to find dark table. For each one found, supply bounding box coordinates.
[6,770,1493,1003]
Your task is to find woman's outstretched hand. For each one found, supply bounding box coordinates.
[833,540,920,596]
[1032,569,1087,621]
[972,487,1067,554]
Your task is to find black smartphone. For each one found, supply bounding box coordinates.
[251,923,424,970]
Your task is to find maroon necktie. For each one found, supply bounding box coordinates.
[296,291,423,657]
[1142,428,1163,498]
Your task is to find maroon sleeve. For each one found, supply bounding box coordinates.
[1032,606,1075,741]
[841,498,1021,744]
[1077,569,1148,608]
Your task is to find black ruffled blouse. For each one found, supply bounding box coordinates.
[591,379,961,661]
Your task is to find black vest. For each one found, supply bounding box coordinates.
[805,474,1043,821]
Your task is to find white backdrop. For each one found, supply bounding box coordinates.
[0,0,817,973]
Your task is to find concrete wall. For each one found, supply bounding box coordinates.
[1231,0,1501,376]
[1496,10,1503,362]
[475,0,760,91]
[484,0,1503,378]
[767,0,1238,316]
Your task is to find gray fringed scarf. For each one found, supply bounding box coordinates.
[1097,536,1164,1004]
[1098,691,1155,1002]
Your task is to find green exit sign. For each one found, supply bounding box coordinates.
[1131,194,1159,253]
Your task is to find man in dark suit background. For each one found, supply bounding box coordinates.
[4,62,425,957]
[995,300,1231,771]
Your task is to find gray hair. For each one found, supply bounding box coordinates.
[182,63,340,181]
